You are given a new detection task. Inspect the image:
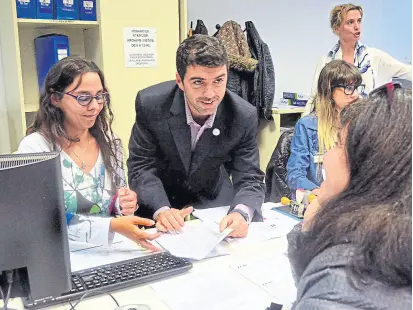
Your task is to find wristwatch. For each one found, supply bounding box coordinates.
[229,209,249,222]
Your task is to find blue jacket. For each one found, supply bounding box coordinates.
[287,115,323,192]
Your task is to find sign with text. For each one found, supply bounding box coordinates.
[123,27,157,68]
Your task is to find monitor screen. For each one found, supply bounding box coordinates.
[0,152,71,301]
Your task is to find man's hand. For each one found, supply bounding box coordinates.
[110,216,161,252]
[118,187,138,215]
[219,212,248,238]
[155,207,194,232]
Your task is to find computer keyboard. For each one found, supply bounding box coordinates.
[23,252,192,309]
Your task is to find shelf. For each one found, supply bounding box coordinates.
[271,107,306,114]
[17,18,99,30]
[1,0,184,152]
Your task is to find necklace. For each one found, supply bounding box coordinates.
[71,134,91,170]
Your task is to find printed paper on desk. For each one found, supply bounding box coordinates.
[262,208,300,227]
[194,203,298,224]
[231,254,297,307]
[155,222,232,260]
[192,206,230,224]
[69,234,155,272]
[151,267,272,310]
[226,221,295,245]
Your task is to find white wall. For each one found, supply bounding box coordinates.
[0,36,11,154]
[187,0,412,101]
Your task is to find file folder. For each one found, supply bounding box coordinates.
[79,0,96,21]
[55,0,79,20]
[34,34,70,91]
[16,0,37,19]
[36,0,53,19]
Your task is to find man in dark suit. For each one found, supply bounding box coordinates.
[127,35,265,238]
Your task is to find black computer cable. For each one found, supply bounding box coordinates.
[68,290,119,310]
[1,270,15,310]
[0,283,5,304]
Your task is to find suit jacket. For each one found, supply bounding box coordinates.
[127,81,265,220]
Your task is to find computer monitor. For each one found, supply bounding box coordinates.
[0,152,71,304]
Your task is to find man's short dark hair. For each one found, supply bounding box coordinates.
[176,34,228,80]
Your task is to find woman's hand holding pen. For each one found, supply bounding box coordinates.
[118,187,138,215]
[110,216,161,252]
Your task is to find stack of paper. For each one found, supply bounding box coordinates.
[155,221,232,260]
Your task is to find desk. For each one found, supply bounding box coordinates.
[258,107,306,171]
[6,214,297,310]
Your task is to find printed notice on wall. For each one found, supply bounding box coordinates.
[123,27,157,68]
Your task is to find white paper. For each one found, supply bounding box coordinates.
[155,222,232,260]
[194,203,299,224]
[123,27,157,68]
[151,267,272,310]
[226,220,296,245]
[231,254,297,307]
[192,206,230,224]
[262,202,301,224]
[193,204,298,245]
[69,234,156,272]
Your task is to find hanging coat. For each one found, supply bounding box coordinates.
[245,21,275,120]
[215,21,258,102]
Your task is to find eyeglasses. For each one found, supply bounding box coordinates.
[55,91,109,106]
[333,84,365,95]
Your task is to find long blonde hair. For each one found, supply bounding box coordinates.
[314,60,362,155]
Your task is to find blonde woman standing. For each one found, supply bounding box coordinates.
[308,3,411,113]
[287,60,362,195]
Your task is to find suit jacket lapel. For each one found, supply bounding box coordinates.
[168,89,191,174]
[190,102,227,175]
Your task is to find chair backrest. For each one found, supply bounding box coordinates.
[265,128,294,202]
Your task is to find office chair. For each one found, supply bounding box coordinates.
[265,128,294,202]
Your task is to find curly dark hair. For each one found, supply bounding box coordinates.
[27,56,123,188]
[176,34,228,80]
[290,88,412,287]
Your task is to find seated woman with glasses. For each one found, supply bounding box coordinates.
[287,85,412,309]
[287,60,363,195]
[18,56,160,251]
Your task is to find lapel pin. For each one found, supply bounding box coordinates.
[212,128,220,136]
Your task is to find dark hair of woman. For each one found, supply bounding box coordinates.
[290,88,412,287]
[27,56,123,188]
